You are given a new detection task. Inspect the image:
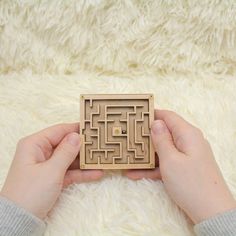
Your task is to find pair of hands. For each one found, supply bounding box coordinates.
[0,110,235,224]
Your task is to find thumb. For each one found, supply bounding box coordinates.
[151,120,179,160]
[48,132,80,173]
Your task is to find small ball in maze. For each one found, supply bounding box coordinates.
[122,130,127,134]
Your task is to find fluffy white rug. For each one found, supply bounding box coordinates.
[0,1,236,235]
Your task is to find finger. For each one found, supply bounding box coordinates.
[16,123,80,163]
[154,110,203,154]
[154,110,195,135]
[151,120,180,160]
[47,132,80,173]
[63,169,104,187]
[28,123,80,147]
[124,167,161,180]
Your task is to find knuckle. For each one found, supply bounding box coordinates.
[17,136,31,147]
[167,110,176,116]
[164,110,175,115]
[54,123,68,130]
[175,126,204,150]
[175,134,185,150]
[164,110,176,120]
[193,127,204,138]
[183,126,203,139]
[49,123,69,132]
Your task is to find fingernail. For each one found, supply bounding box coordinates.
[151,120,167,135]
[67,132,80,146]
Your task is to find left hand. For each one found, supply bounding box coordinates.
[0,123,103,220]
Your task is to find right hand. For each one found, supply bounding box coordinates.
[0,123,103,220]
[125,110,236,223]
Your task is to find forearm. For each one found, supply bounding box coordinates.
[0,196,46,236]
[194,209,236,236]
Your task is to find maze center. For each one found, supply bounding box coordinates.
[80,95,155,169]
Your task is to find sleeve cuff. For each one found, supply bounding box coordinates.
[194,209,236,236]
[0,196,46,236]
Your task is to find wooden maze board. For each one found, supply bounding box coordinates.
[80,94,155,169]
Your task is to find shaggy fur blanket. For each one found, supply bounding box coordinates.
[0,1,236,235]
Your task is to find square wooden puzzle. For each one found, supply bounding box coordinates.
[80,94,155,169]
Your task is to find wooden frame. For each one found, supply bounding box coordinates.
[80,94,155,169]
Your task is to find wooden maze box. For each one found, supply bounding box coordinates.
[80,94,155,169]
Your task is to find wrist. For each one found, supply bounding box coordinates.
[190,197,236,224]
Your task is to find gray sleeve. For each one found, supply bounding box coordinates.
[194,209,236,236]
[0,196,46,236]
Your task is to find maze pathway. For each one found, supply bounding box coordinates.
[80,94,155,169]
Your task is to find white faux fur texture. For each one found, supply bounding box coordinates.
[0,1,236,236]
[0,0,236,76]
